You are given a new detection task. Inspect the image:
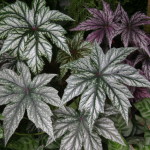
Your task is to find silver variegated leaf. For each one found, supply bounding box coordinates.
[0,31,28,57]
[0,63,61,144]
[56,33,92,78]
[104,104,119,116]
[46,10,74,21]
[27,99,54,139]
[0,53,21,71]
[31,73,56,88]
[3,97,26,145]
[83,133,102,150]
[61,42,150,125]
[47,107,124,150]
[46,120,70,145]
[46,107,78,145]
[60,130,83,150]
[95,118,125,145]
[34,87,61,107]
[24,33,52,73]
[79,83,106,127]
[0,0,73,73]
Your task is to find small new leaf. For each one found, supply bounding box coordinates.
[57,33,92,78]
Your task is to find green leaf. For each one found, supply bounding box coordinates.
[135,98,150,120]
[108,141,129,150]
[0,0,73,73]
[135,115,145,126]
[0,126,3,139]
[61,42,150,125]
[144,131,150,145]
[0,63,61,144]
[24,33,52,73]
[111,114,133,137]
[143,146,150,150]
[128,137,150,150]
[7,136,39,150]
[0,114,4,120]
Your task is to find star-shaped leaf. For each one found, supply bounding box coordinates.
[0,0,73,73]
[57,33,92,78]
[46,107,124,150]
[71,1,121,48]
[118,6,150,56]
[0,63,61,144]
[61,42,150,126]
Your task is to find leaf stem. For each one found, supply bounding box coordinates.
[15,132,45,136]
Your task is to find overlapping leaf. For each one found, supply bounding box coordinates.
[111,114,133,137]
[135,49,150,81]
[0,53,21,70]
[135,98,150,120]
[47,107,124,150]
[125,60,150,101]
[61,42,150,126]
[0,0,73,73]
[57,33,92,78]
[0,63,61,144]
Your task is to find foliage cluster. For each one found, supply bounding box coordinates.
[0,0,149,150]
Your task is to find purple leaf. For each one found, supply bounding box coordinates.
[113,3,122,22]
[124,59,150,101]
[119,7,150,56]
[71,1,121,48]
[130,12,150,26]
[70,18,101,31]
[135,49,150,80]
[134,87,150,101]
[86,30,105,43]
[143,60,150,80]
